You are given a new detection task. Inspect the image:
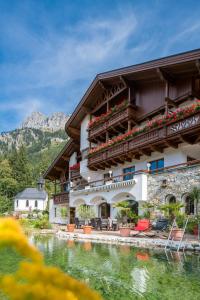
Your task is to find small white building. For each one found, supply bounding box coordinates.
[14,178,48,213]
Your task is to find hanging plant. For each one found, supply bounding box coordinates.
[88,100,200,156]
[88,100,128,128]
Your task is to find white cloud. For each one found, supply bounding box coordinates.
[162,20,200,55]
[0,11,141,91]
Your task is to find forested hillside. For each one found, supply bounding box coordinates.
[0,112,69,214]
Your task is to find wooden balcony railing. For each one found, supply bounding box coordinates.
[53,192,69,205]
[70,168,81,180]
[88,112,200,170]
[88,106,136,140]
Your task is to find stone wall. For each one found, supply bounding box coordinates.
[147,164,200,205]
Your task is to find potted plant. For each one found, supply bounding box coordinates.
[115,201,137,237]
[189,186,200,237]
[60,207,74,232]
[77,205,95,234]
[159,202,184,240]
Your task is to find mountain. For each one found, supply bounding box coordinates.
[0,111,69,155]
[21,111,69,132]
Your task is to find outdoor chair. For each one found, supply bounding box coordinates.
[152,219,169,231]
[100,219,109,230]
[74,217,79,229]
[112,219,118,231]
[134,219,151,231]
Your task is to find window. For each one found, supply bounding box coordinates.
[149,158,164,173]
[104,173,110,184]
[54,208,57,218]
[26,200,29,207]
[35,200,38,208]
[185,196,194,215]
[16,200,18,207]
[123,166,135,181]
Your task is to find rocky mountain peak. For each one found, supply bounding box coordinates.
[21,111,69,132]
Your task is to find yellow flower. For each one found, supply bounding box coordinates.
[0,218,103,300]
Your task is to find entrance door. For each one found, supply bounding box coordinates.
[70,207,76,223]
[99,203,110,218]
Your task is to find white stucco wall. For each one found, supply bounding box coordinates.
[14,197,48,212]
[49,199,69,224]
[80,114,90,151]
[69,152,77,167]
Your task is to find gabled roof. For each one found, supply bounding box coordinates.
[15,188,47,200]
[65,48,200,137]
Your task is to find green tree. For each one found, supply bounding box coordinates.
[189,186,200,215]
[9,146,31,191]
[0,159,18,213]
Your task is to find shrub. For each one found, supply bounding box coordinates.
[33,215,51,229]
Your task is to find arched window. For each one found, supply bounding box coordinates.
[26,200,29,207]
[168,195,176,204]
[35,200,38,208]
[185,196,194,215]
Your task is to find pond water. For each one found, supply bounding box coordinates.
[0,235,200,300]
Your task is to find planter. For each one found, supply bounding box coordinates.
[171,228,184,241]
[119,227,131,237]
[193,225,198,236]
[83,225,92,234]
[67,224,75,232]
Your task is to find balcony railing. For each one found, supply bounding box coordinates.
[70,168,81,180]
[88,112,200,169]
[88,106,136,140]
[53,192,69,205]
[70,170,144,195]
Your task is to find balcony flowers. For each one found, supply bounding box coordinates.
[69,162,80,171]
[88,100,200,156]
[88,100,128,128]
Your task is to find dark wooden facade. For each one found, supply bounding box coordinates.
[44,49,200,189]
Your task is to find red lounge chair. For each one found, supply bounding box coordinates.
[134,219,150,231]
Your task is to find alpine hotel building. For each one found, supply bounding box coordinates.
[44,49,200,224]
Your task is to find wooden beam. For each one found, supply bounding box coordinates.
[134,154,141,160]
[156,68,174,84]
[98,80,107,90]
[62,155,70,161]
[69,126,80,137]
[195,59,200,75]
[165,140,178,149]
[165,97,178,108]
[179,135,194,145]
[54,166,63,172]
[150,145,164,153]
[194,135,200,143]
[120,76,128,88]
[137,149,152,156]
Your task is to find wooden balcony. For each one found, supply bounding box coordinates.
[70,168,81,181]
[88,105,136,141]
[53,192,69,205]
[88,112,200,170]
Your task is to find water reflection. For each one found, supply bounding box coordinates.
[22,236,200,299]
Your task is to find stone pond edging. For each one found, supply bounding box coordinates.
[56,230,200,251]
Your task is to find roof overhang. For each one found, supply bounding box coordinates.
[65,48,200,138]
[44,139,79,181]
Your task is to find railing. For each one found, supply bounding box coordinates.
[53,192,69,204]
[71,170,145,193]
[55,160,200,196]
[88,112,200,167]
[70,168,80,180]
[88,106,136,139]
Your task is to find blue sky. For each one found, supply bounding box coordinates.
[0,0,200,132]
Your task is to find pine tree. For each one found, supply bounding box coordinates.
[9,146,32,191]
